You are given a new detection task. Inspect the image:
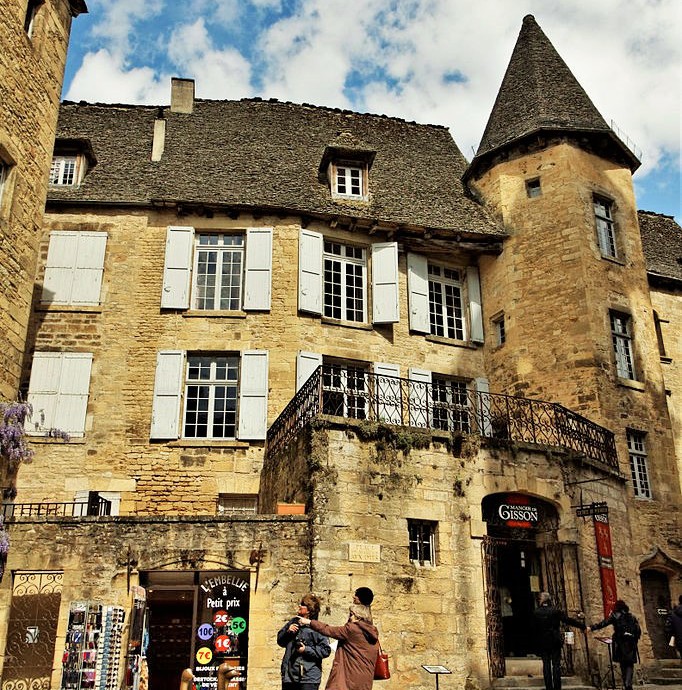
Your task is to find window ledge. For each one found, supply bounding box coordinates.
[27,435,84,444]
[168,440,251,448]
[321,317,373,331]
[183,310,247,319]
[616,377,645,392]
[600,255,626,267]
[425,334,477,349]
[633,495,653,502]
[36,304,102,313]
[660,356,673,364]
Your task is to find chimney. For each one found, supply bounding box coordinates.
[151,107,166,162]
[170,77,195,114]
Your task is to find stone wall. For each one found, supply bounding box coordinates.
[0,0,77,400]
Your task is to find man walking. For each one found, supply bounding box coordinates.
[533,592,585,690]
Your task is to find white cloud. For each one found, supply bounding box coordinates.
[89,0,165,57]
[167,19,253,99]
[65,49,169,104]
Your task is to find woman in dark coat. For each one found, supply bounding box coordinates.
[299,604,379,690]
[670,595,682,659]
[278,593,331,690]
[590,600,641,690]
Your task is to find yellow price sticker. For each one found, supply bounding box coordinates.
[196,647,213,665]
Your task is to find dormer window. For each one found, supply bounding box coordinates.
[334,163,365,199]
[49,139,96,187]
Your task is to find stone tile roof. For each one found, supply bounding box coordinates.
[50,98,503,238]
[466,15,639,179]
[638,210,682,283]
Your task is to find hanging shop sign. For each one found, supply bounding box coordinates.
[593,511,618,617]
[497,494,539,529]
[192,572,250,690]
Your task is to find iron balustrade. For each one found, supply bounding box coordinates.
[266,365,619,469]
[2,497,112,519]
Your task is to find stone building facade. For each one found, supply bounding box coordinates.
[0,13,679,690]
[0,0,87,401]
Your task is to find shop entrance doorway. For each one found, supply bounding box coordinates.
[640,570,677,659]
[146,588,195,690]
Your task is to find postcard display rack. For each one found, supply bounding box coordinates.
[61,601,126,690]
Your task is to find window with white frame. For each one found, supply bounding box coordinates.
[408,519,436,566]
[183,355,240,439]
[41,231,107,306]
[322,360,368,419]
[610,310,636,380]
[192,234,245,310]
[323,241,367,322]
[333,164,365,199]
[594,196,618,259]
[161,227,272,312]
[24,0,43,36]
[431,376,471,433]
[428,263,465,340]
[26,351,93,436]
[150,349,268,441]
[627,430,651,498]
[217,494,258,515]
[407,254,483,343]
[49,155,81,186]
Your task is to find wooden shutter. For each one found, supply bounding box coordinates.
[70,232,107,304]
[243,227,273,310]
[408,367,432,428]
[371,242,399,324]
[296,351,323,392]
[54,353,93,436]
[42,232,79,304]
[372,362,401,424]
[161,226,194,309]
[407,253,430,333]
[298,229,323,314]
[475,376,492,436]
[238,350,269,440]
[467,266,484,343]
[26,352,92,436]
[150,350,185,439]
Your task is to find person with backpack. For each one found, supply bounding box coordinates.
[589,600,641,690]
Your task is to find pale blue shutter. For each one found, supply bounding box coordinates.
[372,362,401,424]
[243,227,273,311]
[161,226,194,309]
[42,232,78,304]
[296,351,323,391]
[150,350,185,439]
[467,266,484,343]
[408,367,432,428]
[371,242,399,324]
[26,352,62,434]
[407,253,430,333]
[71,232,107,305]
[238,350,269,440]
[474,376,492,436]
[54,353,93,436]
[299,229,323,314]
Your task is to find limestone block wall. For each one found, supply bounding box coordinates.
[0,515,311,688]
[267,421,645,689]
[471,141,681,575]
[0,0,77,400]
[20,207,485,511]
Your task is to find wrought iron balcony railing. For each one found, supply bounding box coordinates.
[266,365,619,469]
[2,496,112,519]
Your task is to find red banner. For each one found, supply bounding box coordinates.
[594,513,617,617]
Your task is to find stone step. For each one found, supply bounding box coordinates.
[654,668,682,678]
[492,676,590,689]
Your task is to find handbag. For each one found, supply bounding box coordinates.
[374,641,390,680]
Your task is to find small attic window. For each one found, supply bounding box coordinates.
[49,139,96,187]
[332,162,366,200]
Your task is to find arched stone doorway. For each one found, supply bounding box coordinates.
[640,549,681,660]
[481,493,584,678]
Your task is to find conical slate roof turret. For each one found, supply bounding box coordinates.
[464,15,640,181]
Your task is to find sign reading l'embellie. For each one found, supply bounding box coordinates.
[348,542,381,563]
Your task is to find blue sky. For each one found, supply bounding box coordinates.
[63,0,680,221]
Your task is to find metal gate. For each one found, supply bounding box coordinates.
[1,572,63,690]
[482,537,583,678]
